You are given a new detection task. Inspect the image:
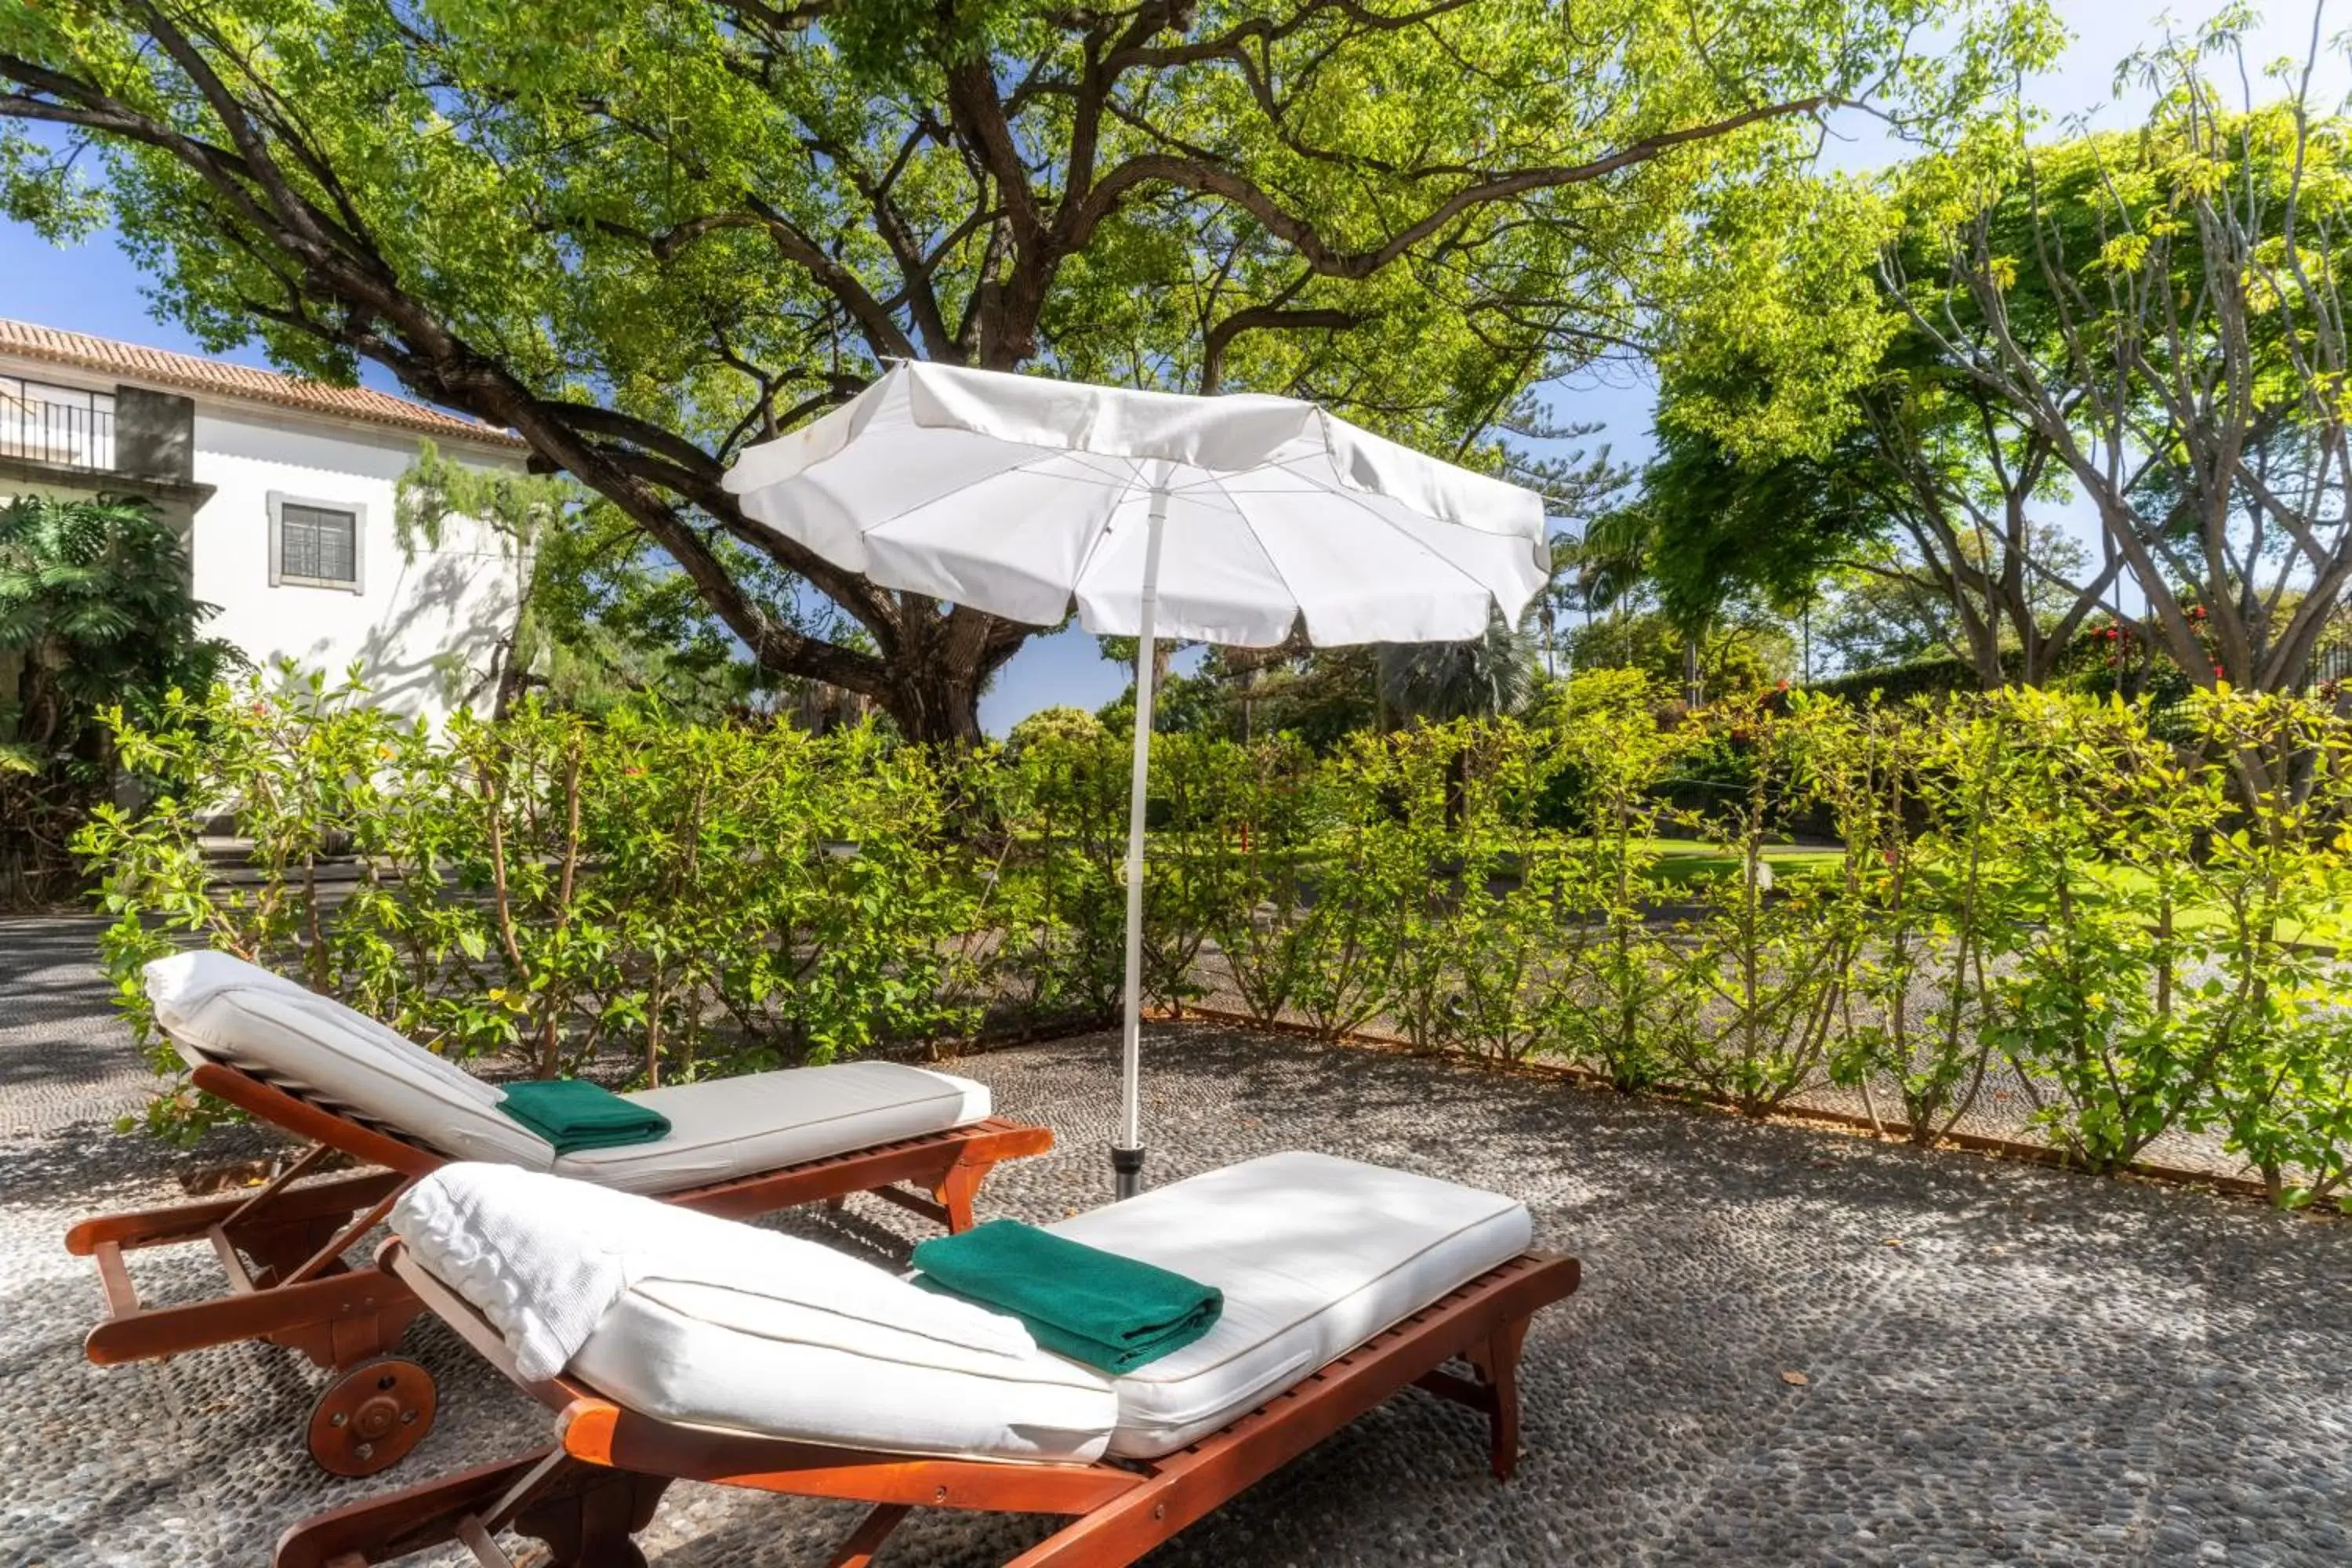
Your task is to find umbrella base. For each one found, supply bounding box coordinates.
[1111,1145,1146,1200]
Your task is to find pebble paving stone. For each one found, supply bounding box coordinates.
[3,912,2350,1566]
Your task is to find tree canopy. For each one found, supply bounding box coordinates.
[395,443,769,717]
[1889,54,2352,696]
[2,0,2048,738]
[1646,15,2352,701]
[1631,337,2114,688]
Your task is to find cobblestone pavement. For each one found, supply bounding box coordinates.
[3,915,2350,1568]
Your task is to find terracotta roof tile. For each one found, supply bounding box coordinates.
[0,318,529,449]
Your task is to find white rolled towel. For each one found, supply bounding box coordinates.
[394,1162,1035,1383]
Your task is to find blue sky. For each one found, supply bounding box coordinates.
[3,0,2340,731]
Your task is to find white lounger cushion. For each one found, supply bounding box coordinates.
[144,951,993,1189]
[490,1152,1530,1465]
[397,1163,1045,1381]
[399,1163,1118,1463]
[148,950,552,1167]
[572,1282,1120,1464]
[1049,1151,1534,1458]
[554,1064,992,1194]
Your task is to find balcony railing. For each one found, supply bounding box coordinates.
[0,378,117,473]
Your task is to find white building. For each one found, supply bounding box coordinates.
[0,318,531,725]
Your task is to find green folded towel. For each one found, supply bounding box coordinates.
[911,1219,1222,1374]
[495,1079,671,1153]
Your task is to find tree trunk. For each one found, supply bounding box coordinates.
[882,662,989,746]
[855,599,1020,744]
[488,636,532,721]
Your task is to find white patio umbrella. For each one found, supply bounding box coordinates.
[723,362,1549,1197]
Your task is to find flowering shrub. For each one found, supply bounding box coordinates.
[1668,695,1855,1115]
[1815,698,2002,1146]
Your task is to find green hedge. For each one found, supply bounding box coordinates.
[1804,623,2205,707]
[79,670,2352,1208]
[1805,651,2012,704]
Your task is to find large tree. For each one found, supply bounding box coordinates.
[1648,18,2352,702]
[1808,519,2091,675]
[1629,366,2118,688]
[1882,16,2352,699]
[1,1,2034,739]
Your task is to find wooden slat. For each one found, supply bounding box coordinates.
[868,1185,952,1226]
[282,1190,402,1287]
[191,1062,444,1178]
[670,1118,1052,1223]
[453,1516,514,1568]
[388,1244,559,1401]
[219,1144,336,1232]
[1413,1367,1494,1412]
[565,1400,1143,1516]
[91,1240,138,1319]
[829,1503,911,1568]
[273,1451,563,1568]
[67,1167,408,1255]
[207,1225,256,1294]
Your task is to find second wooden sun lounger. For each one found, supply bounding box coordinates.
[66,952,1051,1476]
[274,1151,1583,1568]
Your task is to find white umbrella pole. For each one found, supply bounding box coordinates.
[1114,481,1171,1200]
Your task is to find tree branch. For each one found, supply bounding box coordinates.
[1065,96,1850,275]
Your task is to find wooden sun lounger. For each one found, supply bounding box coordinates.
[274,1237,1581,1568]
[67,1052,1052,1477]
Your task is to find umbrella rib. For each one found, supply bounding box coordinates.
[1065,456,1152,603]
[1210,471,1316,646]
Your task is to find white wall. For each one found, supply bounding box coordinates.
[189,404,526,726]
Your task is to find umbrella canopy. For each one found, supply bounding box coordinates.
[724,362,1551,1194]
[724,362,1548,646]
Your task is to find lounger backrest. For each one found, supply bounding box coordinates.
[394,1162,1118,1463]
[144,951,555,1169]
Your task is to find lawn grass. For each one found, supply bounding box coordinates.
[1641,840,1847,887]
[1465,834,1849,888]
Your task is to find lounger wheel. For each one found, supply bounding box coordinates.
[306,1356,437,1477]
